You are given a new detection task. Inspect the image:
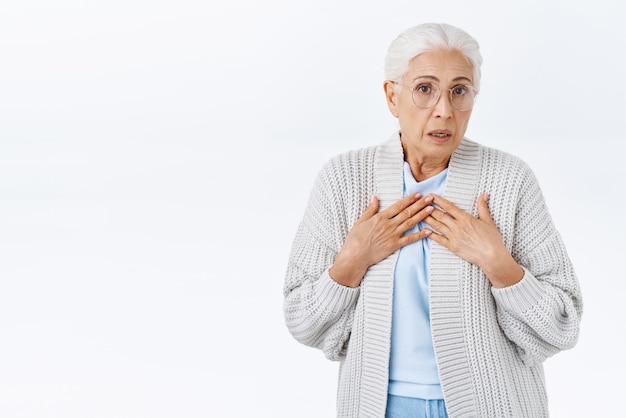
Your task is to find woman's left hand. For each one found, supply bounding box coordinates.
[424,193,524,288]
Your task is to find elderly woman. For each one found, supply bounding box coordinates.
[283,23,582,418]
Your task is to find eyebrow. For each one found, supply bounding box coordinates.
[412,75,473,84]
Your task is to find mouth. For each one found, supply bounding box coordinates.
[428,130,453,143]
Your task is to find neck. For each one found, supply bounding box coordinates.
[406,157,449,182]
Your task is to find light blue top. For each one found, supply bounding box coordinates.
[388,162,448,399]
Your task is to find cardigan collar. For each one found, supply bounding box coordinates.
[376,131,481,214]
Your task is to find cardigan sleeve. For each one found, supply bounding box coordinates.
[491,165,583,366]
[283,159,362,361]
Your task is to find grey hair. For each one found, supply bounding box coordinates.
[384,23,483,91]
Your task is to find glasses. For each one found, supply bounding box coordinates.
[394,81,478,111]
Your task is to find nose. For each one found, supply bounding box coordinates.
[432,91,453,118]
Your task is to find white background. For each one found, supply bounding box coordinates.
[1,0,624,417]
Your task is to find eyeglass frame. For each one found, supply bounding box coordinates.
[392,81,479,112]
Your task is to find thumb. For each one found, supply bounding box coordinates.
[477,193,493,222]
[362,195,380,218]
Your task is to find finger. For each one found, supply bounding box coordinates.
[398,205,434,231]
[397,194,434,223]
[357,195,379,223]
[428,194,466,219]
[382,193,422,219]
[425,228,448,246]
[477,193,494,223]
[399,227,432,247]
[424,208,452,230]
[429,208,449,224]
[423,213,447,233]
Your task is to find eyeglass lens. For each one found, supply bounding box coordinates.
[412,84,475,111]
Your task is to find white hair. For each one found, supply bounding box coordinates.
[384,23,483,91]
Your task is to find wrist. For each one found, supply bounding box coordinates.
[329,256,368,288]
[482,253,524,288]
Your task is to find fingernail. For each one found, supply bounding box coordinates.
[424,229,432,236]
[425,195,434,202]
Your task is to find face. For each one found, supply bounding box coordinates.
[384,49,475,165]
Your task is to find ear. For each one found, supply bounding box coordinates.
[383,80,400,118]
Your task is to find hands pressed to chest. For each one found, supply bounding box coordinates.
[329,192,523,289]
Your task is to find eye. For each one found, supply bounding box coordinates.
[414,83,434,95]
[451,85,469,96]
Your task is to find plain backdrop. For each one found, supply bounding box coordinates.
[1,0,624,417]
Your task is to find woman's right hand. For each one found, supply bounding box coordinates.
[329,193,434,288]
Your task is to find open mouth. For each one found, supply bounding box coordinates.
[429,130,452,141]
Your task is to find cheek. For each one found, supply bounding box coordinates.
[399,117,427,139]
[399,108,429,132]
[455,113,472,134]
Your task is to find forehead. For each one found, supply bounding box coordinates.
[404,49,473,83]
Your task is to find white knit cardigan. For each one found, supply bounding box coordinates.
[283,133,582,418]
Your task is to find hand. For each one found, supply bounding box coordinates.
[424,193,524,288]
[330,193,434,288]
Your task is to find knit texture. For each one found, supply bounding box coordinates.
[283,133,582,418]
